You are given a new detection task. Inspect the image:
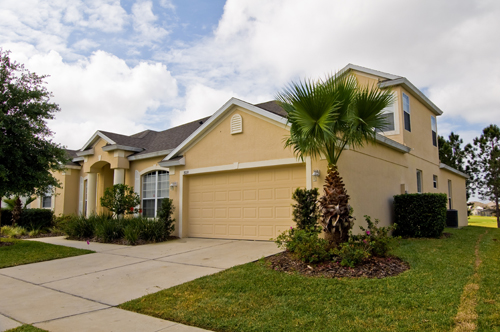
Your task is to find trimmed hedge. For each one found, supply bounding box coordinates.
[0,208,54,230]
[393,193,447,238]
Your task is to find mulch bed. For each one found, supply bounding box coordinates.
[264,251,409,279]
[65,235,179,246]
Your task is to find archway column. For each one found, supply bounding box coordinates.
[113,168,125,185]
[86,172,97,216]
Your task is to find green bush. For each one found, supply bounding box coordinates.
[157,198,175,236]
[333,241,371,268]
[95,217,124,242]
[0,225,28,238]
[275,227,330,263]
[393,193,447,238]
[64,215,96,239]
[291,188,320,230]
[100,184,140,217]
[0,208,53,230]
[351,215,396,257]
[138,218,170,243]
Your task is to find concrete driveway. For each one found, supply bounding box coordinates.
[0,237,281,332]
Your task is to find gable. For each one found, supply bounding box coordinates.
[182,108,294,169]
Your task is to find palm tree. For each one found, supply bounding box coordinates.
[277,71,394,245]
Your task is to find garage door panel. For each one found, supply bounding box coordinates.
[187,164,305,240]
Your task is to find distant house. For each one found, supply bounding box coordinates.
[470,201,497,217]
[32,64,469,238]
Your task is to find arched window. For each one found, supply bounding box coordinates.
[142,170,169,217]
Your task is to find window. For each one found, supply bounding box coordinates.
[416,170,423,193]
[403,93,411,132]
[433,175,438,189]
[448,180,452,209]
[142,170,169,218]
[42,186,52,209]
[431,116,437,146]
[376,92,398,135]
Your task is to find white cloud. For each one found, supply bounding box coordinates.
[132,0,169,43]
[72,38,99,51]
[9,50,178,149]
[163,0,500,142]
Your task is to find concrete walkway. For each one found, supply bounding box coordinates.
[0,237,281,332]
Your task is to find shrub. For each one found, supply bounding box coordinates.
[18,209,54,230]
[64,215,96,239]
[0,225,28,238]
[393,193,447,238]
[100,184,141,217]
[0,208,53,230]
[291,188,321,230]
[351,215,396,257]
[157,198,175,236]
[275,227,330,263]
[333,241,371,268]
[95,217,124,242]
[139,218,170,243]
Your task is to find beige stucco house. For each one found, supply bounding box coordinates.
[33,64,469,239]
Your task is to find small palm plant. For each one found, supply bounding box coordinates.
[277,71,394,245]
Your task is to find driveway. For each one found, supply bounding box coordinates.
[0,237,281,332]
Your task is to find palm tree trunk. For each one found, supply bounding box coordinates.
[318,165,354,247]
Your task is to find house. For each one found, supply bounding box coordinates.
[32,64,469,239]
[470,201,497,217]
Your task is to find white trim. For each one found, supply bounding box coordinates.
[340,63,401,80]
[76,148,94,157]
[159,157,185,167]
[134,170,140,195]
[79,131,116,152]
[138,165,170,176]
[72,157,84,162]
[128,149,173,161]
[440,163,469,179]
[378,91,399,136]
[102,145,143,152]
[375,134,411,153]
[163,98,288,161]
[379,78,443,116]
[78,177,84,214]
[179,171,184,238]
[306,156,312,189]
[65,165,82,170]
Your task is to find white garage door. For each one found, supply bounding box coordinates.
[187,164,306,240]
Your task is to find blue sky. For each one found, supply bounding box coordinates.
[1,0,499,151]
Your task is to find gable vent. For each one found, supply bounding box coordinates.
[230,114,243,134]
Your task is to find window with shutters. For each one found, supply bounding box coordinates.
[230,114,243,134]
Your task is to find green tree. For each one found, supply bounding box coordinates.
[0,49,68,224]
[468,124,500,228]
[277,72,393,244]
[438,132,473,200]
[100,184,140,218]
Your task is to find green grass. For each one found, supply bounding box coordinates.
[468,215,499,228]
[120,227,498,332]
[0,238,93,269]
[5,325,48,332]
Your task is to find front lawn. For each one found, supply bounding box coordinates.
[0,238,93,269]
[468,215,498,228]
[120,227,499,332]
[5,325,48,332]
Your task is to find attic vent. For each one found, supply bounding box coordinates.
[230,114,243,134]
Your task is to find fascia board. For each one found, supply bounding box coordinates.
[65,165,82,170]
[378,78,443,116]
[128,149,173,161]
[72,157,84,162]
[76,148,94,156]
[102,144,143,152]
[159,157,185,167]
[440,163,469,179]
[163,97,288,161]
[79,131,117,151]
[340,64,401,80]
[375,134,411,153]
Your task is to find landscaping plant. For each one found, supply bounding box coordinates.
[157,198,175,235]
[291,188,320,230]
[277,71,394,245]
[275,227,330,263]
[100,184,141,218]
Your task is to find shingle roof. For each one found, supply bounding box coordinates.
[93,117,211,158]
[254,101,287,118]
[64,149,81,166]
